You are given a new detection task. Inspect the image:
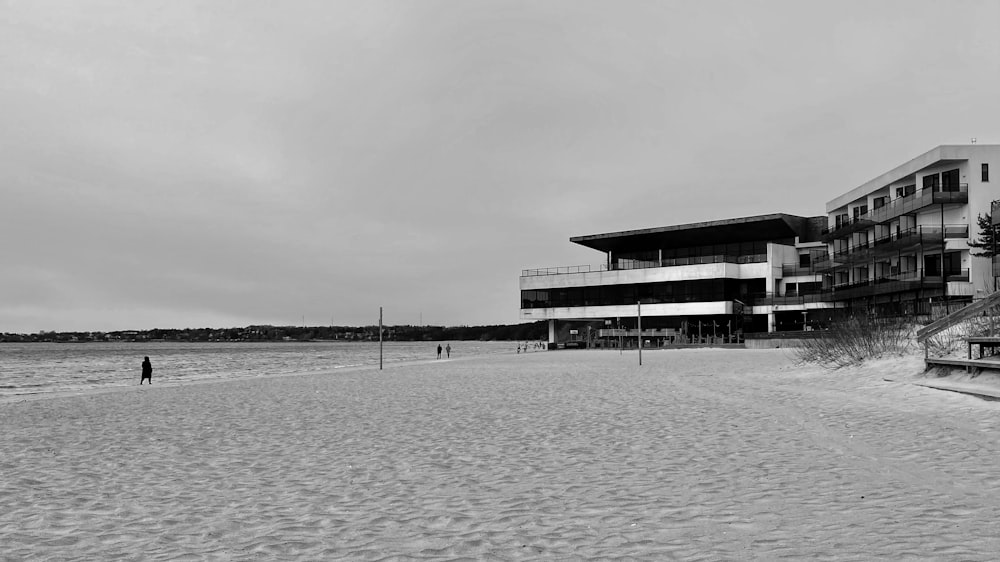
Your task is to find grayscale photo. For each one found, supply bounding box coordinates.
[3,1,1000,559]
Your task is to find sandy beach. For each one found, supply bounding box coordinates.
[3,348,1000,560]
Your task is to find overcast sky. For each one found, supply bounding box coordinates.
[2,0,999,333]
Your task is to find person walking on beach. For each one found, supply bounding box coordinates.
[445,343,451,358]
[437,344,442,359]
[140,356,152,385]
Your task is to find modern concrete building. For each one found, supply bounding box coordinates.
[520,213,839,346]
[821,144,999,316]
[521,144,1000,347]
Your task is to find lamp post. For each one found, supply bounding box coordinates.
[638,300,642,366]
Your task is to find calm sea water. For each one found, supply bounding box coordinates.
[0,340,519,400]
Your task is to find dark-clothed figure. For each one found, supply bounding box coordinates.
[140,356,152,385]
[437,344,442,359]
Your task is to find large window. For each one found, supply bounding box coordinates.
[520,279,766,309]
[924,254,940,277]
[652,240,769,263]
[944,251,963,277]
[984,163,990,182]
[941,168,960,192]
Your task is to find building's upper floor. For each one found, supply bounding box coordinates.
[569,212,824,266]
[824,144,998,241]
[521,214,826,296]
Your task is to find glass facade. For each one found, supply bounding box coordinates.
[521,278,766,309]
[615,240,777,263]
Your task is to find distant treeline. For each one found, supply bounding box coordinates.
[1,321,549,343]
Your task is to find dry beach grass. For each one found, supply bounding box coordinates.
[3,349,1000,560]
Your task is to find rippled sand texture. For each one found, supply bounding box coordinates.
[3,349,1000,560]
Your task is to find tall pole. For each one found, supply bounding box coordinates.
[940,202,946,293]
[637,301,642,366]
[994,211,998,292]
[379,306,383,371]
[618,317,622,355]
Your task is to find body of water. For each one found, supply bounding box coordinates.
[0,340,520,400]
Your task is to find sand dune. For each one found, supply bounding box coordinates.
[3,349,1000,560]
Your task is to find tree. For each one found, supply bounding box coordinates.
[969,213,997,258]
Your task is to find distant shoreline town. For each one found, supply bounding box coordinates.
[0,322,548,344]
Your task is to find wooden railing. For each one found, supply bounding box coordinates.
[916,290,1000,343]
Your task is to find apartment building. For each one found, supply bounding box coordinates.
[821,145,999,316]
[519,214,839,345]
[519,145,1000,346]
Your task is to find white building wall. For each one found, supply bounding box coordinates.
[824,145,1000,298]
[520,301,731,321]
[962,147,1000,295]
[520,261,771,291]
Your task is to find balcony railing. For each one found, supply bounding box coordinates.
[823,184,969,240]
[781,264,826,277]
[821,216,874,240]
[822,268,968,300]
[521,254,766,277]
[751,292,829,306]
[826,224,968,266]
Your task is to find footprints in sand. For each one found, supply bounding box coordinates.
[4,350,1000,559]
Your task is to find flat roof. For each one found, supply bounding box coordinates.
[570,213,825,254]
[826,144,999,212]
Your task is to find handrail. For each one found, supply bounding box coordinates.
[751,292,828,305]
[781,263,825,276]
[831,224,968,260]
[829,269,968,292]
[916,290,1000,343]
[521,254,767,277]
[824,184,969,238]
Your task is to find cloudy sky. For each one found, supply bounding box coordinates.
[2,0,999,333]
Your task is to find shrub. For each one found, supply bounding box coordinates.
[794,316,914,368]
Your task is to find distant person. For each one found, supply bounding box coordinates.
[437,344,442,359]
[140,356,152,385]
[445,343,451,358]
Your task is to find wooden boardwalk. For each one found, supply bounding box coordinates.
[918,293,1000,372]
[924,356,1000,373]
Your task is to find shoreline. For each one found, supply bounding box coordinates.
[6,344,1000,404]
[0,340,520,404]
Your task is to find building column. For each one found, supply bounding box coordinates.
[768,312,776,333]
[548,319,557,345]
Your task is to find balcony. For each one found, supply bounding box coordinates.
[820,216,874,240]
[823,268,968,300]
[751,292,830,306]
[781,264,825,277]
[823,184,969,241]
[821,224,968,268]
[521,254,766,277]
[812,254,839,271]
